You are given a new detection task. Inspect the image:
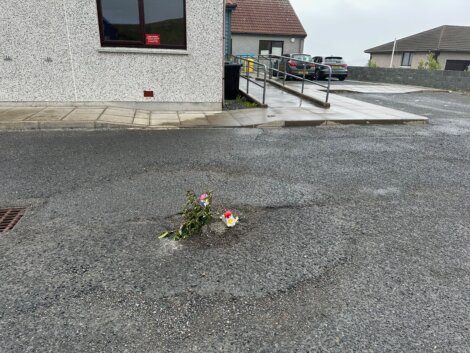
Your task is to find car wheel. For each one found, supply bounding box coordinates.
[339,77,346,81]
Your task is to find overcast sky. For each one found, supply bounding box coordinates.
[290,0,470,65]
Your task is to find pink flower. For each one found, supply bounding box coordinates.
[199,193,209,201]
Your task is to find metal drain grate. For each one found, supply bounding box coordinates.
[0,208,26,232]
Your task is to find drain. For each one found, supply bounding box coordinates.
[0,208,26,232]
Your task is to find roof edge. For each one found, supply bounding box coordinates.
[365,25,447,54]
[367,49,470,54]
[232,31,307,37]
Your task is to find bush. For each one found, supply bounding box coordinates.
[418,53,442,71]
[368,60,378,68]
[159,191,213,241]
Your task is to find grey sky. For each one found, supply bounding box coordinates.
[290,0,470,65]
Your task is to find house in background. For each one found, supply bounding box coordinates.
[0,0,224,110]
[366,25,470,71]
[225,0,238,57]
[230,0,307,57]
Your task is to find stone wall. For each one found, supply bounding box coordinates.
[348,67,470,92]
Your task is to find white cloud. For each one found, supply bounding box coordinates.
[290,0,470,65]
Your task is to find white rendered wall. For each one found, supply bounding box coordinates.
[0,0,224,110]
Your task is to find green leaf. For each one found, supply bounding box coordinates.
[159,231,171,239]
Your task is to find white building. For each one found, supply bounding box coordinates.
[0,0,224,110]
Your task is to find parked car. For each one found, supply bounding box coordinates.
[312,56,348,81]
[276,53,316,80]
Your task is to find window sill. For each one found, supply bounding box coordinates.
[98,47,189,55]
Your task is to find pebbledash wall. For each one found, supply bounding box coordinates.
[0,0,224,110]
[348,67,470,92]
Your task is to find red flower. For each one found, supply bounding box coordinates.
[224,211,232,218]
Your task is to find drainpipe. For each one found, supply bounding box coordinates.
[62,0,78,102]
[222,1,227,108]
[389,38,397,68]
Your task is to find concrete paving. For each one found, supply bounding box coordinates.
[0,80,431,131]
[240,78,429,125]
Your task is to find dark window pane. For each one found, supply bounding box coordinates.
[101,0,141,41]
[259,41,270,54]
[143,0,185,47]
[402,52,412,66]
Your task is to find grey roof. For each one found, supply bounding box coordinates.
[365,25,470,54]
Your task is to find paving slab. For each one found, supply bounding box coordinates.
[0,107,44,121]
[0,107,14,114]
[151,112,179,121]
[179,116,210,127]
[27,107,74,121]
[103,107,135,117]
[178,113,206,121]
[206,113,242,127]
[150,112,179,127]
[64,108,105,121]
[133,118,150,126]
[98,114,134,125]
[135,110,150,119]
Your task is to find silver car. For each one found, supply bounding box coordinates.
[312,56,348,81]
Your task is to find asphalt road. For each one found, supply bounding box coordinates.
[340,90,470,123]
[1,92,469,352]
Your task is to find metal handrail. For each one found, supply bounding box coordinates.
[230,55,268,105]
[257,54,332,104]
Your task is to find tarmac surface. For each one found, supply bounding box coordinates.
[0,90,469,352]
[339,90,470,122]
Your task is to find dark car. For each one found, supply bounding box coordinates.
[276,54,316,80]
[312,56,348,81]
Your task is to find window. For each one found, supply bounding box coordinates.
[401,52,412,67]
[259,41,284,56]
[292,54,312,62]
[97,0,186,49]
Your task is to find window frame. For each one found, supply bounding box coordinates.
[96,0,187,50]
[401,52,413,67]
[259,40,284,56]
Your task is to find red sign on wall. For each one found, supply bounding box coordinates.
[145,34,161,46]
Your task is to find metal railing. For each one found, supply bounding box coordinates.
[230,55,268,105]
[257,54,333,104]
